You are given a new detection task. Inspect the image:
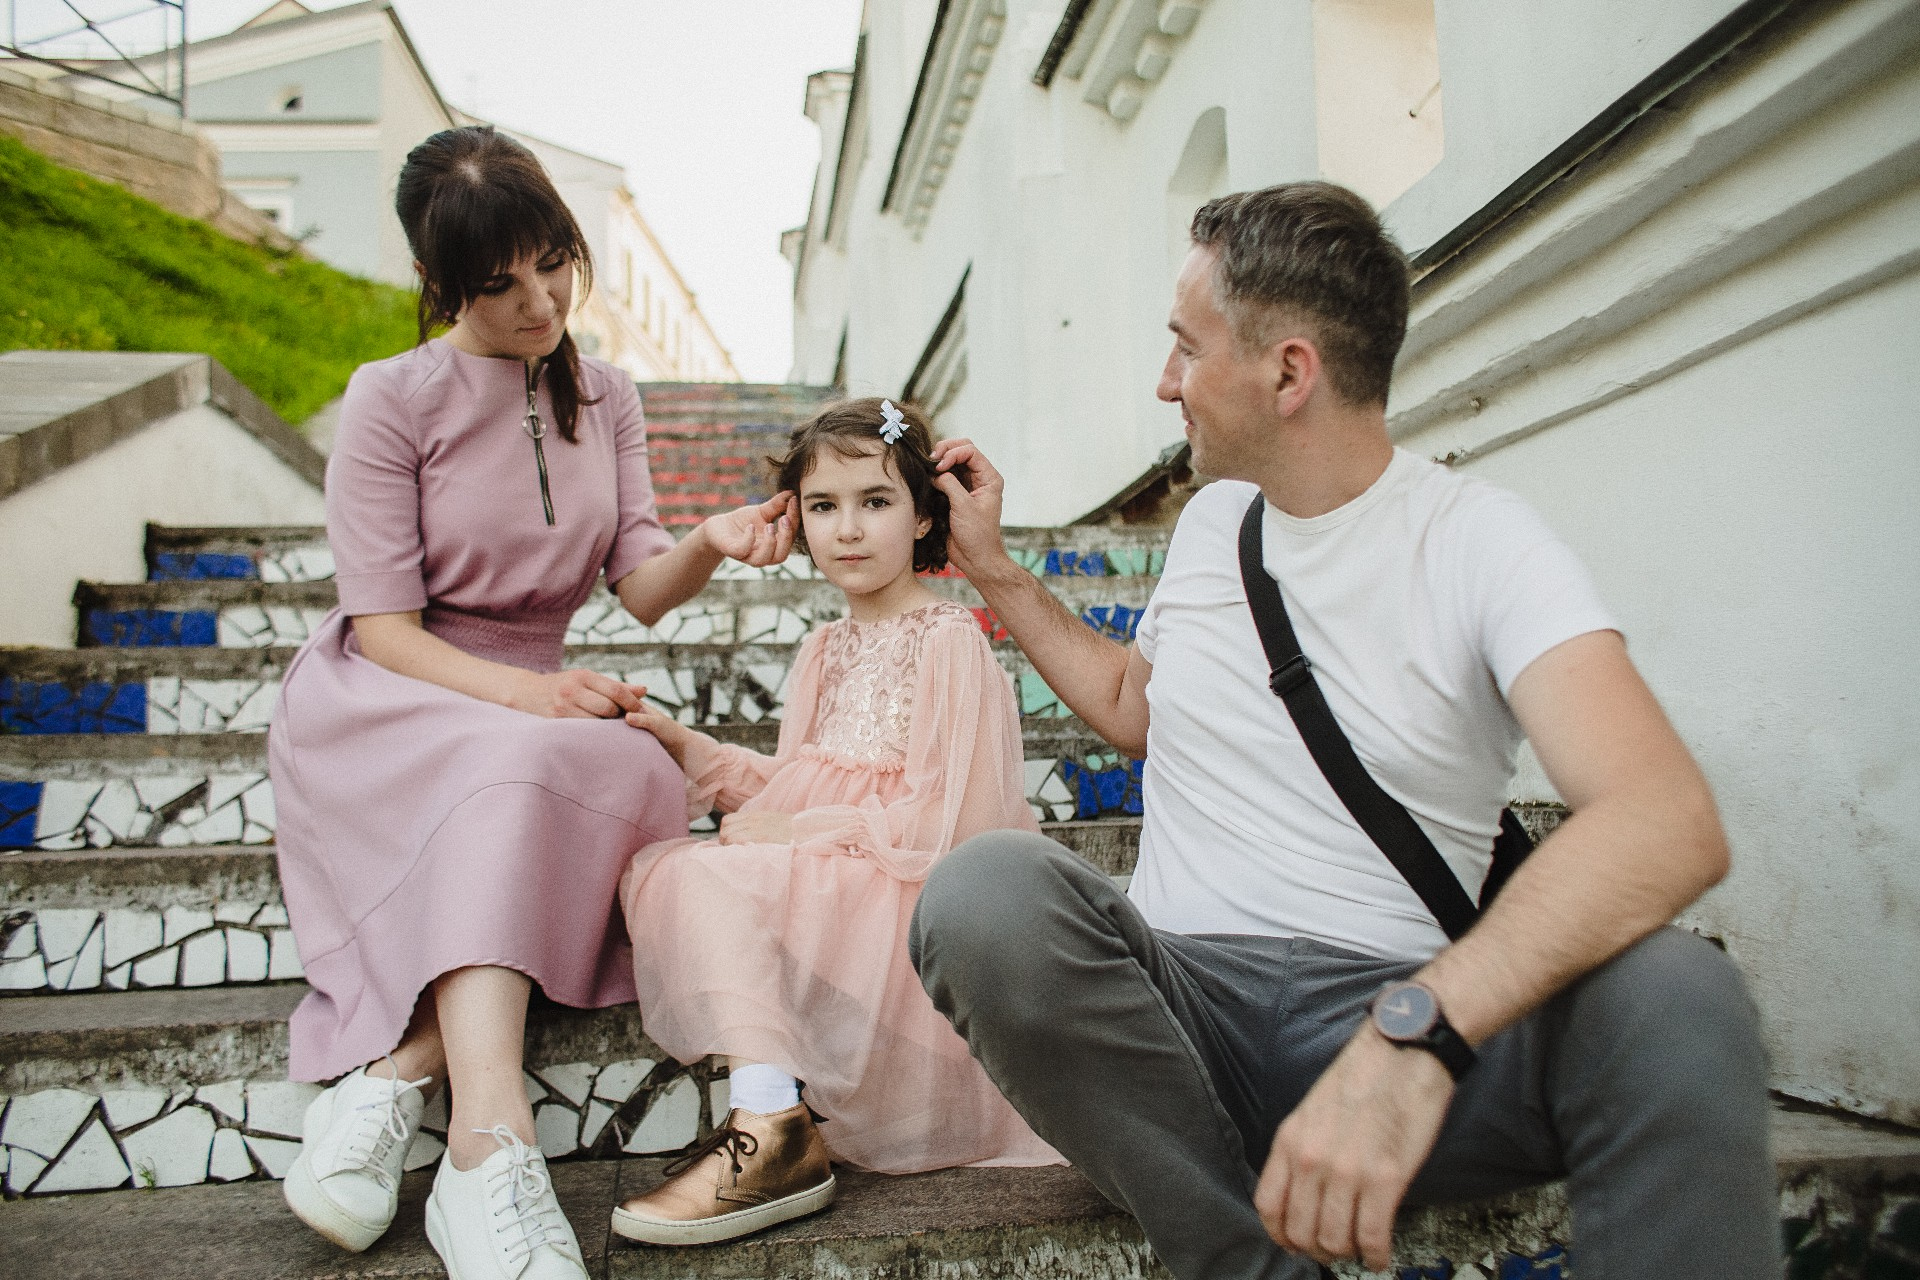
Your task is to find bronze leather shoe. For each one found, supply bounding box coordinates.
[610,1103,836,1246]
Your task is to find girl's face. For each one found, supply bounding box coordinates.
[799,446,932,615]
[441,248,574,361]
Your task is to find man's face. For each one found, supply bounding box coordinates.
[1156,245,1278,481]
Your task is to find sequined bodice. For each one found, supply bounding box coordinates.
[805,601,971,769]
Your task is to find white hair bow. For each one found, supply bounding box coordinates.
[878,400,907,445]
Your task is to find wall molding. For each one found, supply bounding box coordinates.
[1038,0,1209,123]
[882,0,1007,237]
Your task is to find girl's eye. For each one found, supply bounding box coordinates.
[808,501,834,514]
[865,496,891,509]
[478,278,512,295]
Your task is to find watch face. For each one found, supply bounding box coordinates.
[1373,982,1439,1041]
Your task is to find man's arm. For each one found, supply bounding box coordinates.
[1253,629,1730,1269]
[932,440,1151,757]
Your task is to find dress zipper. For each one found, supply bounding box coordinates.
[524,360,555,526]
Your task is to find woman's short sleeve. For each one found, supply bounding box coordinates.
[601,374,675,587]
[325,364,429,617]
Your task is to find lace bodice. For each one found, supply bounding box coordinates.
[805,601,973,769]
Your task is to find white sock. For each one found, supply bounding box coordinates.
[727,1064,800,1116]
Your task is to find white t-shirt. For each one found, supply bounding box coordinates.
[1130,449,1618,962]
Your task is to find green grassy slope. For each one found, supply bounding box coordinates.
[0,133,416,424]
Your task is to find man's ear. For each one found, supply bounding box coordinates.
[1271,336,1322,419]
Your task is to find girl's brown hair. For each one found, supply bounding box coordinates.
[395,125,600,441]
[772,398,951,574]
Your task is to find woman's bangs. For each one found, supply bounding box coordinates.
[435,183,585,308]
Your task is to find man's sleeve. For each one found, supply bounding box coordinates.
[1466,492,1621,697]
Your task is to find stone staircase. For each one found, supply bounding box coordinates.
[1,383,1915,1277]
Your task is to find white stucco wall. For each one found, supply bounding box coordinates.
[0,406,326,648]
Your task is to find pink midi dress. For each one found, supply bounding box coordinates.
[268,340,688,1083]
[620,599,1061,1173]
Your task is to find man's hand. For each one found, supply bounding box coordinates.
[509,670,649,720]
[1253,1024,1454,1270]
[702,492,797,567]
[930,439,1009,577]
[717,811,796,845]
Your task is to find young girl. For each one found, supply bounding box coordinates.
[610,398,1058,1247]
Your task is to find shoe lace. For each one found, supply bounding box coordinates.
[339,1056,432,1192]
[477,1124,573,1267]
[662,1123,759,1179]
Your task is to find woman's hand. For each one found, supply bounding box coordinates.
[701,492,798,567]
[624,700,704,768]
[717,811,796,845]
[508,669,649,720]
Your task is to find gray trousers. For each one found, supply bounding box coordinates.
[909,832,1779,1280]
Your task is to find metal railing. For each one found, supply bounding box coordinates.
[2,0,187,113]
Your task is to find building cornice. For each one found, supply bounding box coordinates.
[881,0,1006,237]
[1037,0,1208,123]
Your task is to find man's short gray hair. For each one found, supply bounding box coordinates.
[1189,182,1410,407]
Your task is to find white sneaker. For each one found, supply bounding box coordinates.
[282,1062,432,1251]
[425,1124,587,1280]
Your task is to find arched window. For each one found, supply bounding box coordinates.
[1312,0,1444,208]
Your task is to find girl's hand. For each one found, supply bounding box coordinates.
[717,811,796,845]
[702,492,797,567]
[510,669,648,720]
[624,700,702,768]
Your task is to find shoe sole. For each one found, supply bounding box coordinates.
[283,1148,387,1253]
[610,1174,838,1246]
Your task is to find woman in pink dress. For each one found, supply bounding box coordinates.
[266,126,794,1280]
[608,399,1058,1250]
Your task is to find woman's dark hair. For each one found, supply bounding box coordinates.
[395,125,599,441]
[771,398,951,574]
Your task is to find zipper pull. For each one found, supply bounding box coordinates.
[524,360,555,527]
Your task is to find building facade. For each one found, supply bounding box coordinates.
[788,0,1920,1125]
[27,0,737,383]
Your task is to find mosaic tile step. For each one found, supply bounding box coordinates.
[0,822,1142,995]
[138,523,1171,583]
[72,576,1158,649]
[1,640,1092,735]
[0,987,733,1197]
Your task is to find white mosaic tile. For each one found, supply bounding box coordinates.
[162,906,213,947]
[268,929,303,979]
[101,1089,167,1130]
[36,1119,129,1193]
[709,1077,731,1121]
[534,1103,579,1158]
[2,921,36,959]
[83,782,147,845]
[591,1059,656,1104]
[60,925,105,991]
[522,1073,549,1105]
[181,931,227,986]
[133,777,200,811]
[7,1149,48,1194]
[244,1081,320,1140]
[131,945,179,987]
[104,908,161,968]
[253,904,289,927]
[2,1088,95,1158]
[227,928,269,982]
[537,1063,596,1108]
[581,1101,616,1148]
[623,1076,699,1154]
[122,1104,215,1188]
[209,1127,253,1181]
[196,1081,246,1124]
[214,902,256,925]
[0,953,48,991]
[104,962,131,989]
[244,1134,301,1179]
[33,781,102,850]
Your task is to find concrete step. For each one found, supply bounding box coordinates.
[3,1106,1915,1277]
[0,822,1142,995]
[0,640,1092,735]
[70,575,1154,650]
[0,984,719,1191]
[137,524,1170,584]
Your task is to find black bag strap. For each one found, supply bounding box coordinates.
[1236,494,1509,941]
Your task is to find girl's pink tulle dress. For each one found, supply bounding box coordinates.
[620,598,1060,1172]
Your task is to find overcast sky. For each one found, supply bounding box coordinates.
[176,0,865,380]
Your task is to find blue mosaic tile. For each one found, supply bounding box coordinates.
[1063,756,1144,819]
[150,552,256,581]
[1045,549,1108,577]
[0,678,146,733]
[84,609,218,646]
[1499,1245,1567,1279]
[1080,604,1143,642]
[0,781,42,848]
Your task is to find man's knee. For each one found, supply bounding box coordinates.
[911,831,1102,1005]
[1564,927,1769,1115]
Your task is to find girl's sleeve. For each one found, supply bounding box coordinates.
[325,367,430,617]
[601,372,675,588]
[678,629,825,818]
[789,616,1039,881]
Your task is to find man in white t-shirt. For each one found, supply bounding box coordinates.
[909,183,1775,1279]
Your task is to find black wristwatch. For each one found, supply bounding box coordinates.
[1369,980,1476,1081]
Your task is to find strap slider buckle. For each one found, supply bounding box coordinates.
[1269,654,1312,697]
